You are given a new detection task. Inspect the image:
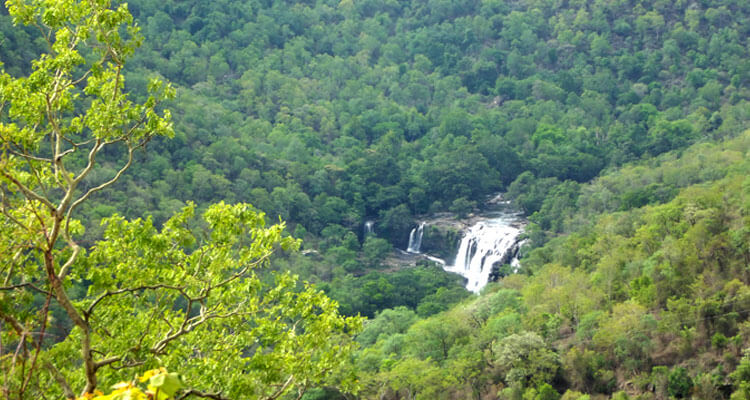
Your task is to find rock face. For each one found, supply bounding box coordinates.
[420,221,464,261]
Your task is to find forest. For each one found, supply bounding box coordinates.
[1,0,749,399]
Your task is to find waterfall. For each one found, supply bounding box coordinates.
[443,212,524,293]
[363,221,374,237]
[406,222,425,253]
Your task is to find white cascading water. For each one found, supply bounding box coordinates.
[406,222,425,253]
[363,221,374,237]
[443,212,523,293]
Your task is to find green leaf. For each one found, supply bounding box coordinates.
[148,372,183,399]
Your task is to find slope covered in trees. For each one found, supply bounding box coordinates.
[66,0,750,313]
[353,131,750,399]
[8,0,743,252]
[0,2,359,399]
[2,0,750,399]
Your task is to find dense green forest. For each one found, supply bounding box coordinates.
[1,0,750,398]
[6,0,750,316]
[351,131,750,399]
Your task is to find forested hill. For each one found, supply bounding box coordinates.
[3,0,748,253]
[352,130,750,399]
[2,0,750,399]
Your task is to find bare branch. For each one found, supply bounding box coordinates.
[1,250,18,286]
[0,282,52,296]
[70,139,104,187]
[45,362,75,400]
[73,137,97,148]
[112,65,122,103]
[57,245,80,281]
[56,148,76,160]
[176,389,229,400]
[0,309,27,337]
[0,169,57,211]
[295,381,310,400]
[110,360,145,371]
[210,252,272,292]
[150,305,251,355]
[60,134,79,149]
[6,149,53,163]
[265,374,295,400]
[65,144,132,226]
[40,251,94,395]
[69,70,92,88]
[0,194,33,234]
[22,151,52,202]
[84,283,188,319]
[20,290,52,395]
[30,22,53,53]
[93,356,121,370]
[48,74,73,187]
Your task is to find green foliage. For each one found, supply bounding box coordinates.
[3,0,746,259]
[4,0,750,398]
[0,2,360,398]
[713,333,729,350]
[79,204,361,398]
[416,286,471,317]
[731,349,750,399]
[534,384,560,400]
[357,306,418,346]
[667,367,693,398]
[362,236,392,266]
[404,312,472,363]
[494,332,560,388]
[323,265,468,318]
[449,197,476,219]
[355,131,750,398]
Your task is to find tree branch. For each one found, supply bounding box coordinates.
[0,309,27,337]
[265,374,295,400]
[93,356,122,370]
[20,290,52,395]
[41,251,94,395]
[84,284,187,319]
[0,169,57,211]
[210,252,272,292]
[6,148,52,163]
[150,305,250,355]
[65,144,133,228]
[0,282,52,296]
[176,389,229,400]
[56,245,80,281]
[0,193,33,234]
[109,360,145,371]
[45,362,75,400]
[70,139,103,187]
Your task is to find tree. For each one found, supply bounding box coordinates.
[0,1,360,399]
[362,236,392,266]
[404,312,471,363]
[667,367,693,398]
[493,332,560,388]
[384,357,454,400]
[730,348,750,399]
[357,306,418,346]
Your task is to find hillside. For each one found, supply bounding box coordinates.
[352,131,750,399]
[1,0,750,399]
[4,0,748,248]
[83,0,750,315]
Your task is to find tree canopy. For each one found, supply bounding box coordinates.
[0,1,360,398]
